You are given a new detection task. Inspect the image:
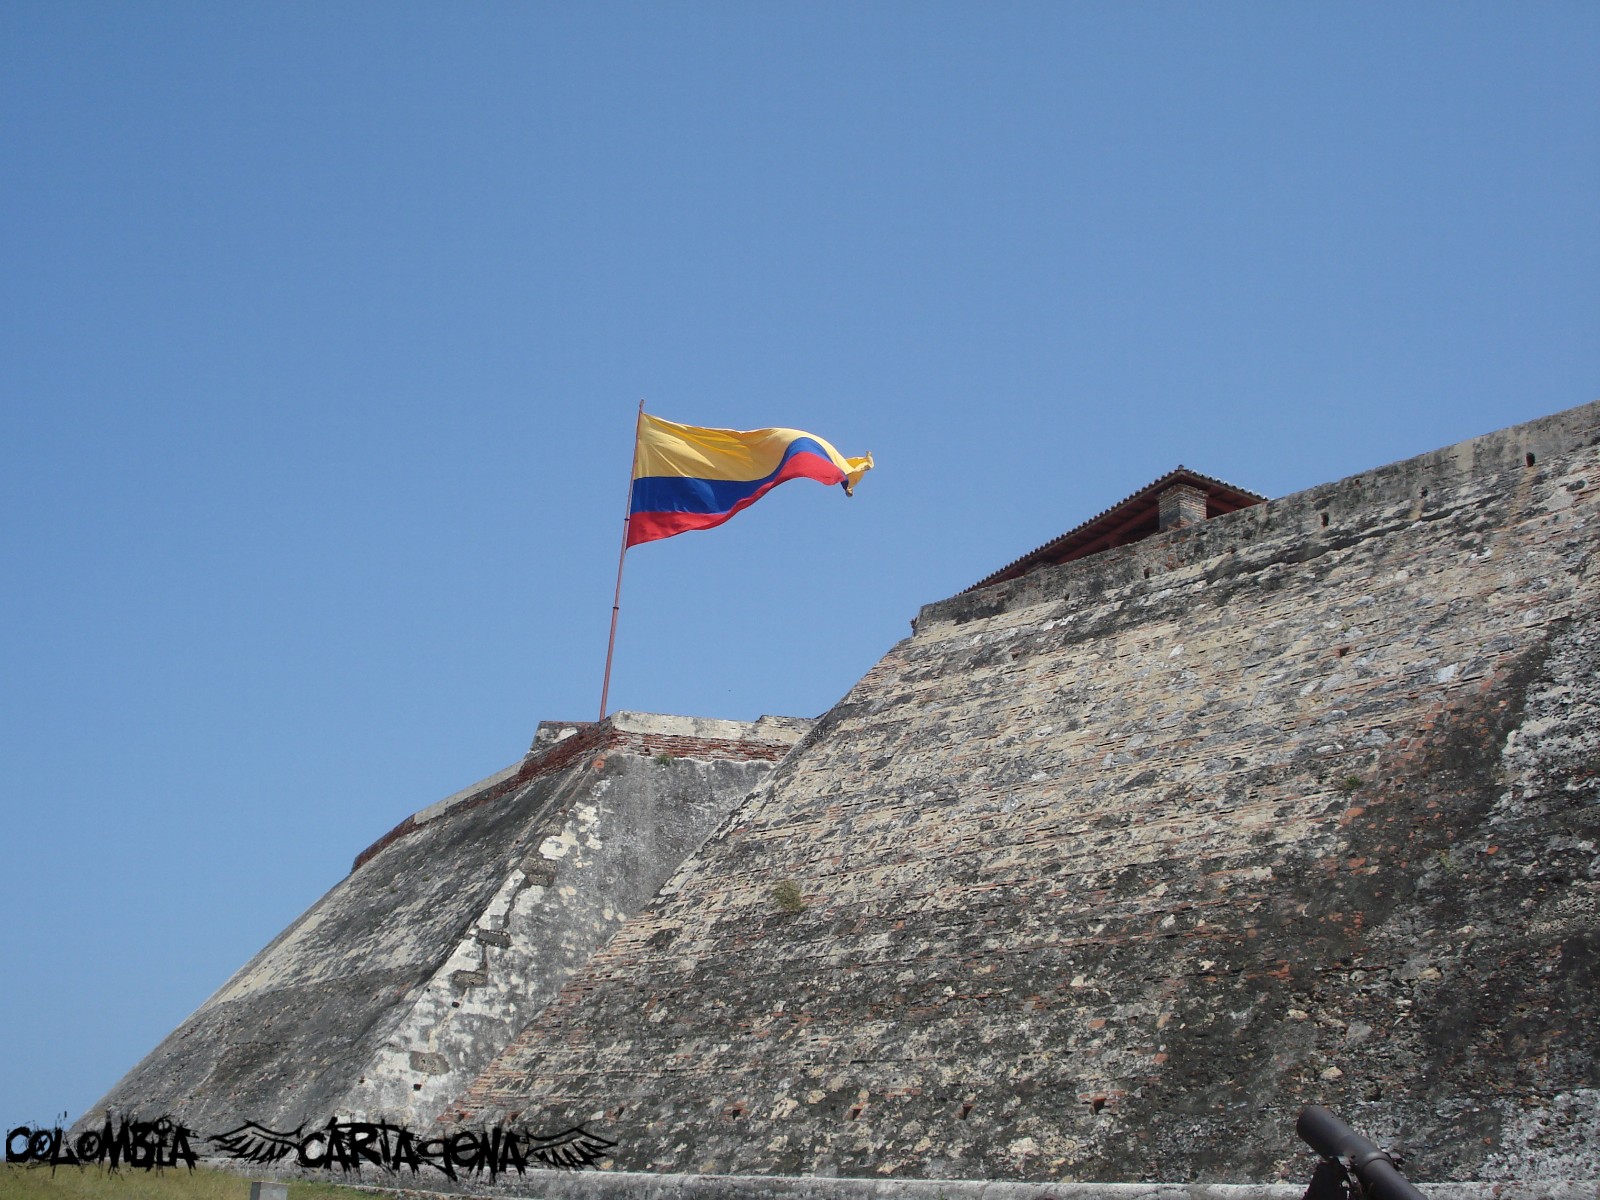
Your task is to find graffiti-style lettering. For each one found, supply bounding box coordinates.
[7,1113,613,1178]
[4,1116,198,1171]
[296,1127,326,1169]
[6,1127,30,1161]
[207,1118,614,1178]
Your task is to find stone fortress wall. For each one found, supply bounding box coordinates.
[451,401,1600,1184]
[82,401,1599,1192]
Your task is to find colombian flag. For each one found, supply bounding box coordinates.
[627,414,873,547]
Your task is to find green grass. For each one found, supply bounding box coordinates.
[0,1165,377,1200]
[771,879,806,913]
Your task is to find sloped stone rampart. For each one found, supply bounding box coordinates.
[81,713,806,1135]
[453,401,1600,1183]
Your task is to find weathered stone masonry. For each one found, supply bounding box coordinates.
[455,401,1600,1183]
[83,711,809,1135]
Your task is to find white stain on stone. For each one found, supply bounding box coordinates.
[540,830,579,859]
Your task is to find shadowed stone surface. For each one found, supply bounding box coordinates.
[453,401,1600,1184]
[82,711,808,1134]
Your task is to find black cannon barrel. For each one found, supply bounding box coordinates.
[1296,1106,1428,1200]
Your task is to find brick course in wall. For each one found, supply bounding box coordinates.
[451,401,1600,1185]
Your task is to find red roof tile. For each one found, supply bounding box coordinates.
[964,466,1266,593]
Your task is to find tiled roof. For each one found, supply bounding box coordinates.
[963,465,1266,593]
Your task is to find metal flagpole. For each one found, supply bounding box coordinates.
[598,399,645,721]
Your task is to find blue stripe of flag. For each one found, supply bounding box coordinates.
[630,438,838,515]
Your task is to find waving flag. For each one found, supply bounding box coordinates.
[626,414,873,547]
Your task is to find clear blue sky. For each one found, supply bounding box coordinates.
[3,1,1596,1128]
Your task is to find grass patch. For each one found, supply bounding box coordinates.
[772,879,806,914]
[0,1165,372,1200]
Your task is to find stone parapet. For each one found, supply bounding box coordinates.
[354,711,809,872]
[925,399,1600,630]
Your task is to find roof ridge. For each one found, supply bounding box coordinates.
[963,466,1266,593]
